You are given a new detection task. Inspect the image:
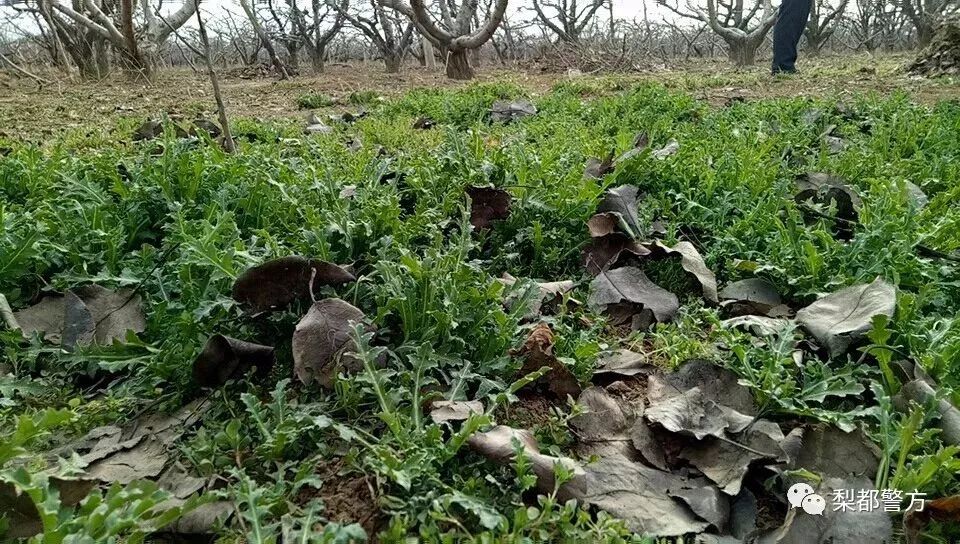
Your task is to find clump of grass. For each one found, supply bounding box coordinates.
[296,92,336,109]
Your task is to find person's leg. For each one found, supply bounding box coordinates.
[772,0,812,74]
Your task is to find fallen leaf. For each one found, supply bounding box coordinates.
[647,359,758,417]
[592,349,654,379]
[232,256,356,313]
[652,139,680,159]
[579,456,711,536]
[467,425,584,500]
[429,400,484,424]
[596,185,642,237]
[904,494,960,544]
[719,278,783,317]
[792,425,881,478]
[292,298,366,387]
[490,100,537,123]
[0,477,96,538]
[895,379,960,446]
[466,186,511,229]
[192,335,275,388]
[588,267,679,324]
[584,150,615,180]
[795,278,896,357]
[513,323,581,400]
[13,285,146,346]
[582,234,650,275]
[645,386,750,440]
[647,241,718,303]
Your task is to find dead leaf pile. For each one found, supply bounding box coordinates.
[2,399,230,539]
[581,185,718,330]
[475,359,894,540]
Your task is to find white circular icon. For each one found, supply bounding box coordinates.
[802,493,827,516]
[787,482,816,508]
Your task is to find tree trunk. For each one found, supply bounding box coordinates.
[310,46,325,73]
[384,52,402,73]
[423,38,436,69]
[445,48,473,80]
[727,38,758,66]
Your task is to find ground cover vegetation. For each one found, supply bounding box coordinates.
[1,79,959,543]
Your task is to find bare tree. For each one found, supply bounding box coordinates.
[658,0,779,66]
[287,0,347,72]
[335,0,415,72]
[239,0,290,78]
[806,0,849,54]
[528,0,608,43]
[49,0,197,79]
[380,0,509,79]
[901,0,960,46]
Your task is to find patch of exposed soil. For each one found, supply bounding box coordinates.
[299,457,384,540]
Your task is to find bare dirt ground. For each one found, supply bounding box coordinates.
[1,53,957,139]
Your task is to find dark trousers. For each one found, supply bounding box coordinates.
[772,0,812,73]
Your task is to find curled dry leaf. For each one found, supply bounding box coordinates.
[292,298,366,388]
[596,185,642,237]
[719,278,783,317]
[232,256,356,313]
[490,100,537,123]
[652,139,680,159]
[795,278,896,357]
[584,150,615,180]
[895,379,960,446]
[647,241,718,303]
[466,186,511,229]
[795,173,862,237]
[304,113,333,134]
[582,234,650,276]
[570,386,636,459]
[587,212,619,237]
[13,285,146,347]
[467,425,584,500]
[588,266,679,324]
[429,400,484,425]
[644,386,752,441]
[192,335,276,388]
[513,323,581,400]
[904,494,960,544]
[499,273,575,319]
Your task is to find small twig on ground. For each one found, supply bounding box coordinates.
[0,50,51,88]
[0,294,20,331]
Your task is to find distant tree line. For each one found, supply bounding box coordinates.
[0,0,957,81]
